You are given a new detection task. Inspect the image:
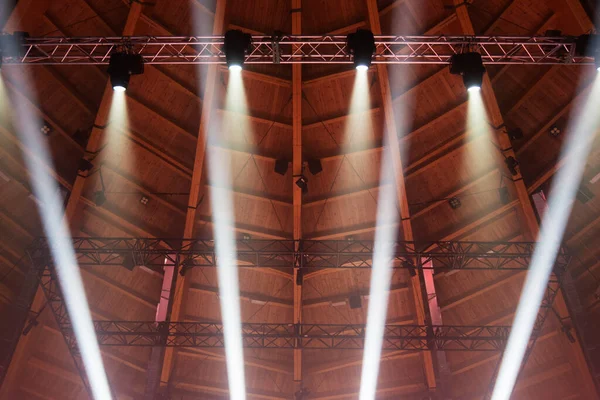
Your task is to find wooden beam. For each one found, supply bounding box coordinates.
[311,382,424,399]
[303,283,409,309]
[190,283,292,308]
[306,349,418,375]
[291,0,303,391]
[160,0,227,390]
[365,0,437,391]
[179,347,292,376]
[173,381,287,400]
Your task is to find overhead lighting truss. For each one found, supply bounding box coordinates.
[26,237,573,272]
[7,35,592,66]
[10,237,569,395]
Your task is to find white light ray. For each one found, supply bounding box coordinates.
[492,74,600,400]
[206,67,247,400]
[1,71,112,399]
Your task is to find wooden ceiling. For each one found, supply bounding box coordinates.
[0,0,599,399]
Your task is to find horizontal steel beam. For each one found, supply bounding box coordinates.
[26,237,573,272]
[5,35,593,65]
[65,321,511,351]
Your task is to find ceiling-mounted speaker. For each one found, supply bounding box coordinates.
[307,158,323,175]
[349,294,362,309]
[274,159,288,176]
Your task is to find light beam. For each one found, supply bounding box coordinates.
[491,73,600,400]
[2,66,112,399]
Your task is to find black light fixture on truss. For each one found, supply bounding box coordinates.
[0,31,29,68]
[224,29,252,71]
[107,51,145,92]
[575,34,600,70]
[450,52,486,92]
[346,29,376,71]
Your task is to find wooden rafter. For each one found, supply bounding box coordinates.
[0,6,144,398]
[291,0,303,391]
[158,0,227,392]
[365,0,437,391]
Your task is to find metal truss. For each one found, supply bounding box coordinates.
[27,237,573,272]
[27,238,570,397]
[6,35,593,66]
[64,322,511,351]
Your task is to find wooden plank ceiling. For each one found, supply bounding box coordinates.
[0,0,599,398]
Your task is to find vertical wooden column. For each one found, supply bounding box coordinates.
[291,0,303,390]
[364,0,437,391]
[158,0,227,392]
[0,4,143,397]
[453,2,598,398]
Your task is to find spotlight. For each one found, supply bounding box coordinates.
[448,196,462,209]
[179,258,194,276]
[346,235,355,242]
[295,175,308,194]
[499,187,510,204]
[450,52,486,91]
[139,195,149,205]
[307,158,323,175]
[224,30,252,71]
[242,233,251,241]
[122,253,135,271]
[274,159,289,176]
[575,34,600,70]
[347,29,376,70]
[505,156,519,176]
[549,124,562,137]
[40,121,53,136]
[349,294,362,309]
[0,31,29,60]
[94,191,107,206]
[107,52,144,92]
[508,128,523,141]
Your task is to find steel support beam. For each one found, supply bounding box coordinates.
[5,35,592,66]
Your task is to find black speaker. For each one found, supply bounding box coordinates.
[307,158,323,175]
[274,159,288,175]
[349,294,362,309]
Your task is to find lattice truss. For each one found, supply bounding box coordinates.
[6,35,594,65]
[25,238,569,394]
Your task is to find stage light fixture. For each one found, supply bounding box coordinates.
[575,34,600,70]
[139,195,149,205]
[307,158,323,175]
[450,52,486,91]
[107,52,144,92]
[94,191,107,206]
[224,30,252,71]
[448,196,462,209]
[274,159,289,176]
[505,156,519,176]
[549,124,562,137]
[0,31,29,60]
[242,233,251,241]
[347,29,376,71]
[295,175,308,194]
